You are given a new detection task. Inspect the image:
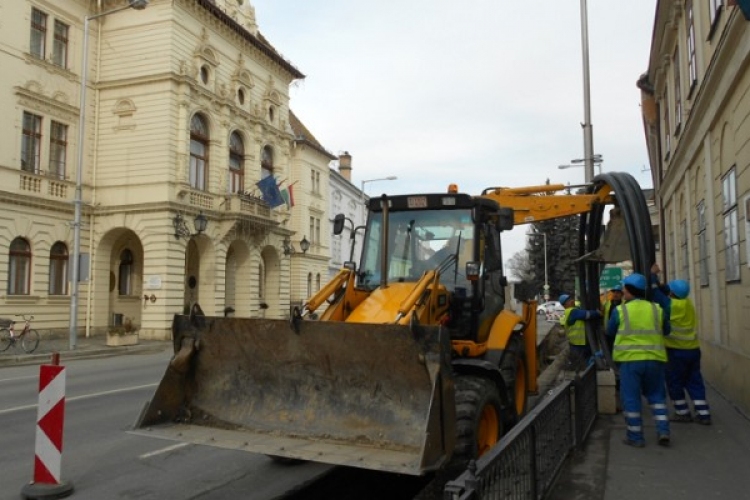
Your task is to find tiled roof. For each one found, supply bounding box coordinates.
[289,110,337,160]
[195,0,305,79]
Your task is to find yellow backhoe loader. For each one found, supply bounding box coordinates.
[133,172,653,476]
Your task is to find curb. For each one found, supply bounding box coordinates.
[0,342,170,367]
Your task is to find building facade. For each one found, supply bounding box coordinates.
[640,1,750,413]
[1,0,333,339]
[328,152,366,280]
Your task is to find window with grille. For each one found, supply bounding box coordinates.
[686,1,697,92]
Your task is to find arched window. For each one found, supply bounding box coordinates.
[49,242,68,295]
[8,237,31,295]
[316,273,321,292]
[190,113,209,191]
[118,249,134,296]
[307,272,313,298]
[228,132,244,194]
[261,145,274,178]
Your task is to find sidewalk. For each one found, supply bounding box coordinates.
[0,333,171,367]
[551,382,750,499]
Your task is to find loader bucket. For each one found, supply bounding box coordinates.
[132,315,456,476]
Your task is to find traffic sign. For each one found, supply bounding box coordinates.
[599,267,622,290]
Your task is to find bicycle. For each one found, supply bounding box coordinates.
[0,314,40,353]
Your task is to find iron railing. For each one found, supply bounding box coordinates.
[443,364,598,500]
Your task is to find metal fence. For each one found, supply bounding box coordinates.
[443,365,599,500]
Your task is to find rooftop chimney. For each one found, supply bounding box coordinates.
[338,151,352,182]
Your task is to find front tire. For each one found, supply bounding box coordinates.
[453,375,505,464]
[500,335,528,421]
[22,329,39,353]
[0,329,11,352]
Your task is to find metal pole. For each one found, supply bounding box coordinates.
[580,0,595,183]
[544,233,549,299]
[69,3,142,350]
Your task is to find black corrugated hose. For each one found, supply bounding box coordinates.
[576,172,656,370]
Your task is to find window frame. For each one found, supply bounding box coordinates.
[49,121,68,179]
[686,1,698,96]
[52,19,69,68]
[8,237,32,295]
[673,48,682,135]
[48,241,69,295]
[722,167,740,282]
[228,131,244,194]
[30,8,47,59]
[22,112,42,174]
[189,114,209,191]
[697,200,709,287]
[118,249,134,296]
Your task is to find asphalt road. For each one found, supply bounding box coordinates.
[0,350,331,500]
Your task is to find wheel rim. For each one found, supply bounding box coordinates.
[515,358,528,416]
[477,404,500,456]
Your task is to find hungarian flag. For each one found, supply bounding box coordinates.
[280,182,295,209]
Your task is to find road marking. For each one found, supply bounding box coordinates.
[0,375,38,384]
[139,442,190,459]
[0,382,157,416]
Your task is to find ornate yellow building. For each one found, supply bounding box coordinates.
[640,1,750,413]
[1,0,332,340]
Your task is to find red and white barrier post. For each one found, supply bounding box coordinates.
[21,354,74,499]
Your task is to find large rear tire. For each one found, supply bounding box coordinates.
[500,335,528,421]
[453,375,505,464]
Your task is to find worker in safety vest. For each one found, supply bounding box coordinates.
[606,273,670,448]
[650,272,712,425]
[602,285,624,354]
[559,294,601,370]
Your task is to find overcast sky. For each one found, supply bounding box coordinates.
[252,0,657,266]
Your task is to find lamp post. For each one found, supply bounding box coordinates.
[558,154,603,176]
[579,0,595,184]
[360,176,397,222]
[529,233,549,301]
[69,0,148,350]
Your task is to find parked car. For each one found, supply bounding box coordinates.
[537,301,565,321]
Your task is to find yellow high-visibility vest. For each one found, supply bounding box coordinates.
[613,299,666,362]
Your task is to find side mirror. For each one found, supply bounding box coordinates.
[333,214,346,235]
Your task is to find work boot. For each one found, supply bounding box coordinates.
[658,434,670,447]
[622,438,645,448]
[670,413,692,423]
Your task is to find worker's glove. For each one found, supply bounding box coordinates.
[587,310,602,320]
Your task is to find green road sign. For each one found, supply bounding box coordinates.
[599,267,623,290]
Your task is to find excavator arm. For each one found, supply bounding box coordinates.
[479,182,614,225]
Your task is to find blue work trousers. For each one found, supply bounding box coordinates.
[666,348,711,420]
[619,360,670,443]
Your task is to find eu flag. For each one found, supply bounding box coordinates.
[256,176,284,208]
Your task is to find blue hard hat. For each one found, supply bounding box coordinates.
[622,273,647,291]
[559,294,571,305]
[668,279,690,299]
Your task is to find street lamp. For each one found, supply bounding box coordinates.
[69,0,148,350]
[360,176,397,221]
[529,233,549,301]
